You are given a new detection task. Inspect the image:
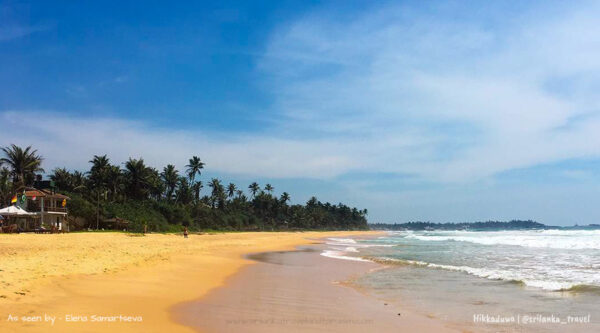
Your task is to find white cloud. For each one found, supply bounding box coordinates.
[3,2,600,188]
[259,2,600,182]
[0,24,48,41]
[0,111,358,178]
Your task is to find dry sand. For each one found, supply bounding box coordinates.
[0,231,380,332]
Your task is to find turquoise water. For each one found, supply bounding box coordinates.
[328,230,600,290]
[322,231,600,332]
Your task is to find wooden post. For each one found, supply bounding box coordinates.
[40,196,44,229]
[96,191,100,230]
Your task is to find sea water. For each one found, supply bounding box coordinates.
[322,231,600,332]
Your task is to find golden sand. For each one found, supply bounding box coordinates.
[0,231,380,332]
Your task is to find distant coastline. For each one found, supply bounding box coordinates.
[370,220,600,231]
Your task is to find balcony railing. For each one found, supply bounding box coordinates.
[26,203,67,213]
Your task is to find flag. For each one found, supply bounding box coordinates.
[32,196,37,201]
[62,199,67,207]
[20,193,26,204]
[11,195,17,204]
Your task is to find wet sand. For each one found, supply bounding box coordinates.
[174,243,459,332]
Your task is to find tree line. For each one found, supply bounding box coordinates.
[369,220,546,231]
[0,144,369,232]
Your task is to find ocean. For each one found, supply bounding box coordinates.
[322,230,600,332]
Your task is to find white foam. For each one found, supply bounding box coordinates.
[373,230,600,292]
[321,237,393,262]
[327,238,357,244]
[384,258,597,291]
[320,250,370,262]
[522,280,575,291]
[402,230,600,249]
[326,239,394,249]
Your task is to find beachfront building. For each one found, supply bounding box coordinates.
[0,205,34,232]
[22,189,70,231]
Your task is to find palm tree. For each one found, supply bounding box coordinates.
[264,184,274,194]
[88,155,111,195]
[161,164,179,201]
[0,167,12,205]
[192,180,203,202]
[186,156,205,183]
[0,144,44,189]
[1,146,374,231]
[123,158,151,200]
[50,168,72,191]
[147,168,164,201]
[176,177,193,204]
[89,155,110,175]
[106,165,122,200]
[87,155,112,230]
[208,178,225,208]
[307,196,318,208]
[248,182,259,198]
[227,183,236,198]
[280,192,290,204]
[71,171,87,192]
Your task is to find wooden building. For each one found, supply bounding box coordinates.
[23,189,70,231]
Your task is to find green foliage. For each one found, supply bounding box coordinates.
[153,201,193,226]
[104,201,173,232]
[371,220,546,231]
[0,167,12,206]
[0,144,44,189]
[63,192,96,228]
[1,144,370,232]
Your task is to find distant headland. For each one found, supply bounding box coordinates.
[369,220,600,231]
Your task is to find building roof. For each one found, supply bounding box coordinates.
[24,189,70,200]
[103,217,130,224]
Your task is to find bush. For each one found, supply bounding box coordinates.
[153,201,193,226]
[104,201,174,232]
[64,192,96,229]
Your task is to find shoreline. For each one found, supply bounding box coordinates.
[343,231,600,333]
[174,239,459,332]
[0,231,380,332]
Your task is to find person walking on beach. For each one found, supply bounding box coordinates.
[183,227,188,238]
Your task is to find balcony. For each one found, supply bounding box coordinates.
[26,202,67,213]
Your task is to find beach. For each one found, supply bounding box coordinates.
[174,242,459,332]
[3,230,595,333]
[0,231,421,333]
[3,2,596,333]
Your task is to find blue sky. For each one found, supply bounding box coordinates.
[2,1,600,225]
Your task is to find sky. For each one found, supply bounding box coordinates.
[1,0,600,226]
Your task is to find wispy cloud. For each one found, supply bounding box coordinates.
[0,111,358,178]
[3,2,600,224]
[259,1,600,182]
[0,24,47,41]
[0,2,51,41]
[2,2,600,187]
